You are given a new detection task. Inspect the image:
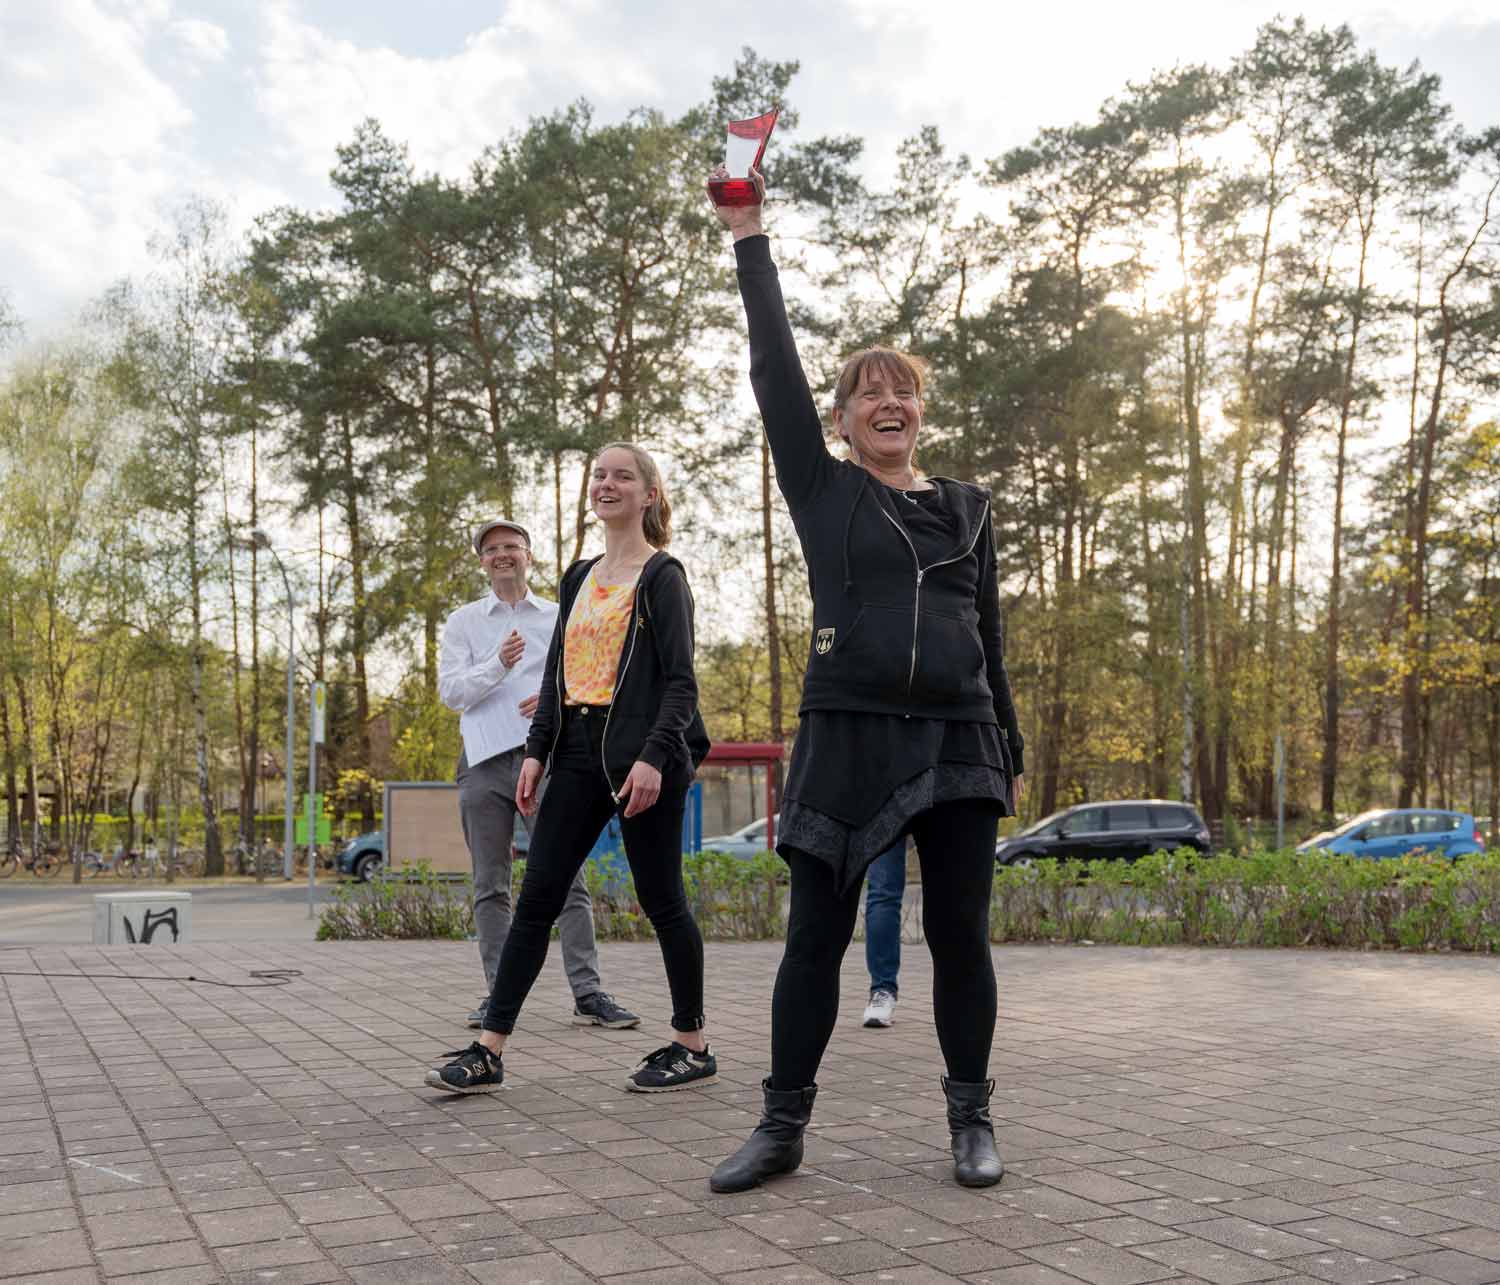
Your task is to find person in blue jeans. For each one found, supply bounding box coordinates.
[861,839,906,1027]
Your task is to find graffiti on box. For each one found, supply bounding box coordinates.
[120,907,180,944]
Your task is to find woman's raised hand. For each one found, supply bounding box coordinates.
[707,165,766,240]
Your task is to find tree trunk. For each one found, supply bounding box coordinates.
[1321,222,1372,817]
[188,512,223,877]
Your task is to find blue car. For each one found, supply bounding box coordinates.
[336,821,534,882]
[1296,808,1486,860]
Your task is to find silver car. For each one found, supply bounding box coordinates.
[701,815,778,860]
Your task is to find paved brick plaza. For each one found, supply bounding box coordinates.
[3,940,1500,1284]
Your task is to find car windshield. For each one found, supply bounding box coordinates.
[1019,810,1069,837]
[1326,810,1387,839]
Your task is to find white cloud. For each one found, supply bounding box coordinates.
[171,16,230,63]
[0,0,200,318]
[251,0,662,185]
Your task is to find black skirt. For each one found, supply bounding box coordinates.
[778,710,1013,893]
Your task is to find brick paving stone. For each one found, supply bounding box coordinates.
[730,1207,860,1249]
[343,1257,450,1283]
[85,1209,197,1251]
[109,1268,222,1285]
[906,1237,1029,1274]
[1390,1251,1500,1285]
[552,1227,685,1274]
[717,1270,840,1284]
[0,1228,95,1278]
[1021,1238,1180,1285]
[1281,1251,1414,1284]
[1187,1217,1330,1259]
[965,1266,1098,1285]
[190,1202,304,1246]
[843,1267,971,1284]
[661,1227,799,1273]
[608,1269,721,1285]
[1071,1216,1186,1247]
[835,1205,974,1249]
[1284,1216,1436,1260]
[1138,1236,1297,1284]
[464,1251,595,1283]
[797,1238,917,1274]
[1432,1228,1500,1260]
[95,1238,215,1276]
[212,1237,328,1272]
[223,1267,342,1285]
[1220,1199,1327,1227]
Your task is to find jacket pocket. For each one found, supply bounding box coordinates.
[822,604,917,696]
[910,608,985,704]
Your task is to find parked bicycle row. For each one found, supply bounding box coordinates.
[0,839,338,879]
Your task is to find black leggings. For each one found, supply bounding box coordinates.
[771,798,1000,1088]
[483,710,706,1034]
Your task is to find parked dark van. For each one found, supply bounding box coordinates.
[996,800,1211,866]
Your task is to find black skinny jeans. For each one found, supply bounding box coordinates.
[482,708,706,1035]
[771,798,1001,1088]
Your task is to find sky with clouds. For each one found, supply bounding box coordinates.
[4,0,1500,328]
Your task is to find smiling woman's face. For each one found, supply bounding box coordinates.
[833,355,923,472]
[589,446,656,528]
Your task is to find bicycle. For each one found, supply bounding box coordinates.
[171,847,207,878]
[231,839,284,877]
[0,847,61,878]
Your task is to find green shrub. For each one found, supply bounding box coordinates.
[989,847,1500,951]
[316,861,474,940]
[316,850,789,942]
[316,845,1500,953]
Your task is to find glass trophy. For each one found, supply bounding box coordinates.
[709,108,780,207]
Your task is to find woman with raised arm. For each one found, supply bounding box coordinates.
[708,169,1025,1192]
[426,442,718,1097]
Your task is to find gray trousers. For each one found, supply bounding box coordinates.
[457,747,601,998]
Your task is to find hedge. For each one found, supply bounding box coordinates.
[316,847,1500,953]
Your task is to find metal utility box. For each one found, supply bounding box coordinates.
[93,892,192,944]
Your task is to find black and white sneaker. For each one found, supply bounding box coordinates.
[466,998,488,1029]
[425,1042,503,1094]
[626,1042,717,1093]
[573,991,641,1029]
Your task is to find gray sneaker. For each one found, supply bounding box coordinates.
[572,991,640,1029]
[863,989,897,1028]
[466,998,488,1029]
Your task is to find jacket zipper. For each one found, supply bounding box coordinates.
[877,505,987,699]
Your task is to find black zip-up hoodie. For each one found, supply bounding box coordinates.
[736,233,1025,774]
[524,551,711,791]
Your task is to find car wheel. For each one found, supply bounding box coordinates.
[1005,853,1036,869]
[354,853,383,882]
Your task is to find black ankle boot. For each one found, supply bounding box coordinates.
[709,1079,817,1193]
[943,1076,1003,1187]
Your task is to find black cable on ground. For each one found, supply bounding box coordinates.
[0,968,303,988]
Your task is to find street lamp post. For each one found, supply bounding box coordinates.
[250,529,297,882]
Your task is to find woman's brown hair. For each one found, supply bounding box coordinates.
[597,441,672,549]
[831,346,929,413]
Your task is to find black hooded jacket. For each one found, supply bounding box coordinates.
[736,233,1024,773]
[524,550,711,792]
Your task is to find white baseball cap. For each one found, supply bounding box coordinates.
[472,518,532,554]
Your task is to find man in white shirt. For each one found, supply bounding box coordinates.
[439,518,638,1032]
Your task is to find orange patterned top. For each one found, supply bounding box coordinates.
[563,568,637,705]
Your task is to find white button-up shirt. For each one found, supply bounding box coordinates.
[437,587,558,767]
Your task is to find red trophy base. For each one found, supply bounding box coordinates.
[709,178,761,207]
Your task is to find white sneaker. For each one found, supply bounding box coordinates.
[863,989,897,1028]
